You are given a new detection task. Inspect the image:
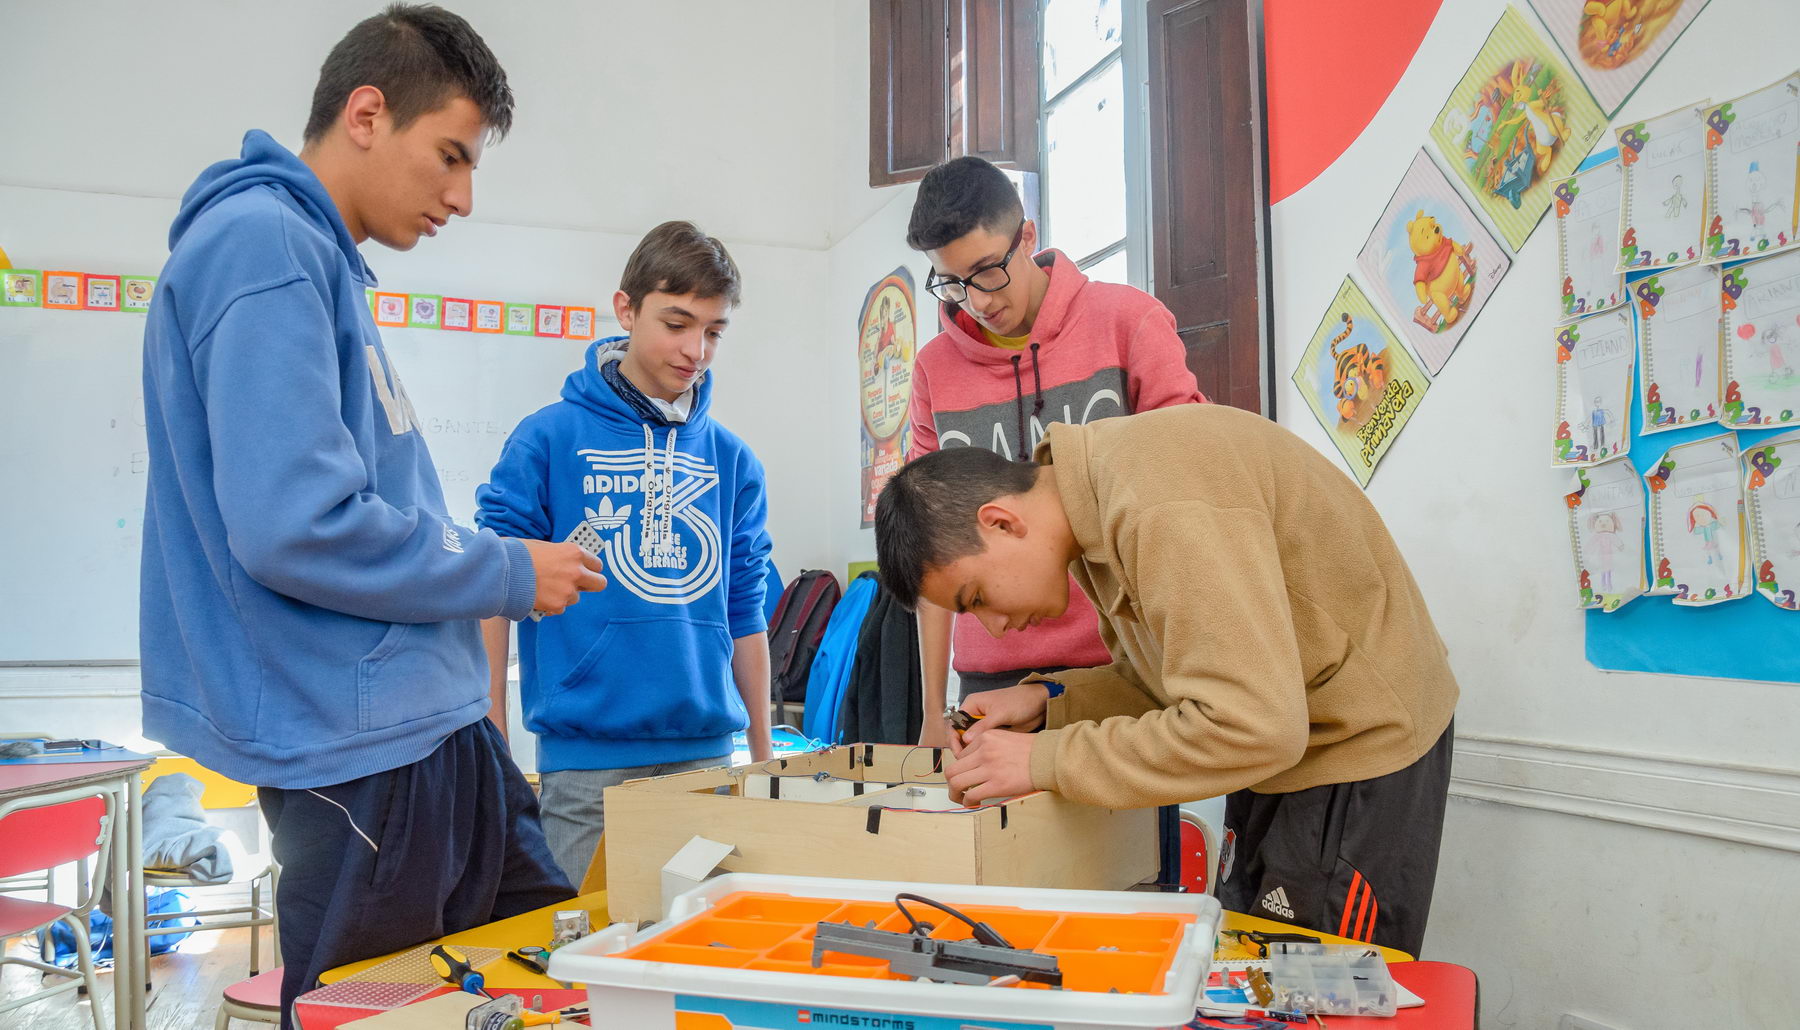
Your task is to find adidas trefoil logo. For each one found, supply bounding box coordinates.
[1260,885,1296,920]
[584,496,633,531]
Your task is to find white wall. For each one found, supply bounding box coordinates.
[1269,0,1800,1025]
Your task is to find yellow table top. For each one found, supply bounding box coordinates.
[318,892,1406,992]
[1218,909,1413,964]
[318,891,610,990]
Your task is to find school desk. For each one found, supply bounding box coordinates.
[294,896,1463,1029]
[0,752,156,1030]
[1219,908,1414,964]
[292,891,607,1030]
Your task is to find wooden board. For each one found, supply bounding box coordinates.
[603,744,1157,923]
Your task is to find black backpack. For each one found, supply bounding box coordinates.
[768,570,843,710]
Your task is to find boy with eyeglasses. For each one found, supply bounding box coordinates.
[903,156,1203,747]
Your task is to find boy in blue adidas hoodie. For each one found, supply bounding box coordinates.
[138,7,598,1022]
[478,220,775,885]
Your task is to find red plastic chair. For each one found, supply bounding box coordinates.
[0,788,114,1030]
[1178,809,1220,895]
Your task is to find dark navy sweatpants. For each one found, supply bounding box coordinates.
[259,719,574,1027]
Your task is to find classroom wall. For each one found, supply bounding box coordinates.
[1268,0,1800,1025]
[0,1,844,750]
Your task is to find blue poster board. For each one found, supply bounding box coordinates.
[1577,151,1799,683]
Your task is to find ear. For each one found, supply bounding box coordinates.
[611,290,636,331]
[975,499,1029,539]
[342,85,388,150]
[1021,219,1040,253]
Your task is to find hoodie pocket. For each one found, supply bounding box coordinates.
[534,617,745,740]
[357,620,486,732]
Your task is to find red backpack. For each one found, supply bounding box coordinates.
[767,570,843,717]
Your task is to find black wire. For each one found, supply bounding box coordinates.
[892,893,1012,948]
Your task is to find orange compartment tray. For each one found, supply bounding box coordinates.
[613,891,1196,995]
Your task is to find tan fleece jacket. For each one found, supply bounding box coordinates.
[1024,404,1458,808]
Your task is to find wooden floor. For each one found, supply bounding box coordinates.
[2,925,266,1030]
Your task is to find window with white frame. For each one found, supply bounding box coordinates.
[1038,0,1143,287]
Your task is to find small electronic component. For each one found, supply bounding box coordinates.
[811,892,1062,987]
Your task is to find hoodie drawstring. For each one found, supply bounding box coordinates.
[1008,344,1047,458]
[638,424,680,563]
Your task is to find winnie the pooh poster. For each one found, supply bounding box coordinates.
[1357,150,1511,376]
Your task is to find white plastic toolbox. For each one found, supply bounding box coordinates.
[547,872,1223,1030]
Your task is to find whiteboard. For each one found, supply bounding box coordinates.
[0,305,591,662]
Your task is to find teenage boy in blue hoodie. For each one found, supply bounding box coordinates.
[478,221,775,885]
[139,6,599,1022]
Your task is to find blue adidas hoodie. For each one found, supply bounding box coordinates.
[140,131,538,790]
[476,339,772,773]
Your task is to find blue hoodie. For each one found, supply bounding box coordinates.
[476,339,772,772]
[140,131,538,790]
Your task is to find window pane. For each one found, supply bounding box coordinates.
[1081,248,1129,285]
[1043,0,1122,98]
[1045,59,1126,265]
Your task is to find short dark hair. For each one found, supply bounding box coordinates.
[304,4,514,144]
[906,157,1025,251]
[874,447,1040,609]
[620,221,743,310]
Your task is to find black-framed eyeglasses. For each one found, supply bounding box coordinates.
[925,222,1025,304]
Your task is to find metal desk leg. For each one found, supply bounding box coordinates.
[127,771,147,1030]
[108,779,134,1030]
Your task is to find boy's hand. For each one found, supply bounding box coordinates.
[520,539,605,616]
[950,683,1050,756]
[918,715,953,749]
[946,729,1036,805]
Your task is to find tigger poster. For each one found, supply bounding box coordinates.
[1356,150,1510,376]
[1428,5,1608,252]
[858,266,918,527]
[1292,278,1430,487]
[1526,0,1711,115]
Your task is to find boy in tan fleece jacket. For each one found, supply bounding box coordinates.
[873,403,1458,954]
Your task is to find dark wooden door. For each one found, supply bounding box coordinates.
[1147,0,1272,414]
[869,0,1040,187]
[870,0,951,187]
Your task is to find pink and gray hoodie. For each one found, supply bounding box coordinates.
[906,249,1204,675]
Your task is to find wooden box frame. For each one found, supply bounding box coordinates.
[602,743,1158,923]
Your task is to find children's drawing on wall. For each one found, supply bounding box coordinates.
[1645,433,1747,605]
[1554,157,1627,321]
[857,267,917,527]
[2,269,41,306]
[1292,278,1430,487]
[1553,308,1634,467]
[1430,6,1607,251]
[1743,431,1800,610]
[1720,248,1800,428]
[1616,102,1711,270]
[1527,0,1710,115]
[1635,262,1720,433]
[1356,150,1510,376]
[42,272,81,308]
[1564,457,1648,610]
[1702,72,1800,261]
